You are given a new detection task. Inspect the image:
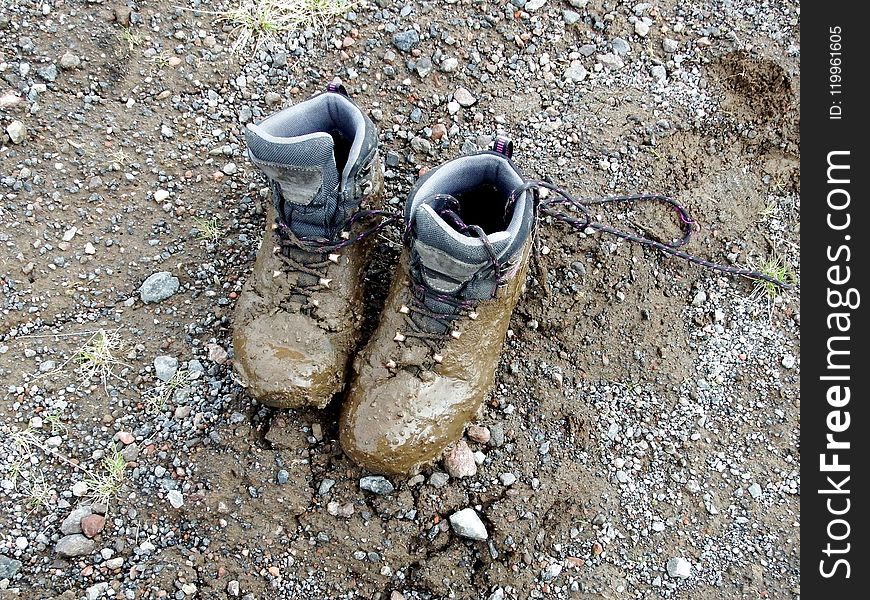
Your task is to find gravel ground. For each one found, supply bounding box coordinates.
[1,0,799,598]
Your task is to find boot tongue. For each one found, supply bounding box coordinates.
[409,196,511,331]
[246,124,341,239]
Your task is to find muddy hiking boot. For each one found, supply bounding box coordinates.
[340,140,534,476]
[233,83,384,408]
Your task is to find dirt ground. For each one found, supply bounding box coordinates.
[0,1,799,599]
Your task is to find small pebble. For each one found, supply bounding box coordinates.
[167,489,184,509]
[443,440,477,478]
[449,508,488,540]
[666,557,692,579]
[360,476,394,495]
[60,51,81,69]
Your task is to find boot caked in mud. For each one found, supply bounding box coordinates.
[234,84,383,409]
[340,140,533,475]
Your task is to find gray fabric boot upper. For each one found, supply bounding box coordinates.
[404,150,534,333]
[245,87,379,239]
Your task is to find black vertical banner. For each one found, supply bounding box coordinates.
[802,4,869,597]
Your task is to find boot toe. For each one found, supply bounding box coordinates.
[233,311,343,408]
[340,370,479,476]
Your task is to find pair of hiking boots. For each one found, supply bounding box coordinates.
[233,84,535,477]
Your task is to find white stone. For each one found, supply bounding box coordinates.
[666,557,692,579]
[449,508,488,540]
[748,483,763,499]
[153,190,170,202]
[6,120,26,144]
[86,582,109,600]
[167,489,184,508]
[635,20,650,37]
[440,57,459,73]
[564,65,588,82]
[453,87,477,107]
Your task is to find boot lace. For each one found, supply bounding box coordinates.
[508,180,794,291]
[273,208,401,308]
[394,195,509,360]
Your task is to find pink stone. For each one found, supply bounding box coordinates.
[443,440,477,478]
[207,343,228,365]
[466,424,491,444]
[80,514,106,538]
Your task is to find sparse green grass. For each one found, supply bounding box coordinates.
[26,329,130,396]
[148,51,172,69]
[10,426,40,456]
[752,255,797,299]
[25,469,55,513]
[147,368,192,412]
[758,198,779,220]
[84,450,128,508]
[6,426,127,513]
[74,329,130,393]
[42,412,68,436]
[117,27,145,52]
[203,0,354,53]
[192,216,225,243]
[103,148,134,170]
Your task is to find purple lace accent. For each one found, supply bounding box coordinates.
[327,82,348,96]
[493,136,513,158]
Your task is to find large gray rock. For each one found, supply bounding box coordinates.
[55,534,96,558]
[60,51,81,69]
[392,30,420,52]
[0,554,22,578]
[37,64,58,82]
[153,355,179,382]
[140,271,179,303]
